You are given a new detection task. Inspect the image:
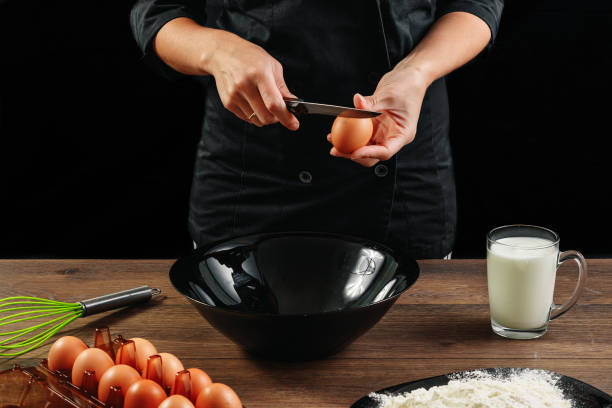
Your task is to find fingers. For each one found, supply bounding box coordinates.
[350,144,398,162]
[353,157,380,167]
[327,134,380,167]
[354,93,377,111]
[326,89,417,164]
[243,84,276,125]
[328,131,399,165]
[235,74,298,130]
[226,96,264,127]
[220,59,299,130]
[258,71,299,130]
[329,146,379,167]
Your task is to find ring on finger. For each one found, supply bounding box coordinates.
[248,112,256,120]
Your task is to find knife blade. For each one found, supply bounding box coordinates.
[284,98,381,118]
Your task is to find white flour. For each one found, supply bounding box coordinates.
[370,369,572,408]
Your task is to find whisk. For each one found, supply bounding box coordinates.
[0,286,161,357]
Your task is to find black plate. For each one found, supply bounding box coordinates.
[352,368,612,408]
[169,232,419,360]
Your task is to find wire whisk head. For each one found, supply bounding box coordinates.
[0,296,84,357]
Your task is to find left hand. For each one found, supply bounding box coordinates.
[328,66,430,167]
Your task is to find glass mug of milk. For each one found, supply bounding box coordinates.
[486,225,587,339]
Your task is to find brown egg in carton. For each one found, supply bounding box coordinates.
[0,327,243,408]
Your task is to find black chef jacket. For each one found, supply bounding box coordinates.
[130,1,503,259]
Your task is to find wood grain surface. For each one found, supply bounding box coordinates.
[1,259,610,407]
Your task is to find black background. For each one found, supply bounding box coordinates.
[1,1,610,259]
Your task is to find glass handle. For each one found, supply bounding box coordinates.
[550,250,587,320]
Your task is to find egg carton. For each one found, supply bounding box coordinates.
[0,327,201,408]
[0,360,107,408]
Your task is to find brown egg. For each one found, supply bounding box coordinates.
[330,116,373,154]
[159,353,185,390]
[97,364,141,403]
[159,395,196,408]
[71,347,114,387]
[195,383,242,408]
[124,379,167,408]
[187,368,212,402]
[47,336,88,371]
[142,352,185,391]
[128,337,158,373]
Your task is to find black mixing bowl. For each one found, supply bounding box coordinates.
[169,232,419,360]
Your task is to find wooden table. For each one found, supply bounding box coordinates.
[1,259,610,407]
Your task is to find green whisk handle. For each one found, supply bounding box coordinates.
[79,286,161,316]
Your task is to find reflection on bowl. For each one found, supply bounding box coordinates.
[169,232,419,360]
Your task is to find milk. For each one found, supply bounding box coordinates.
[487,237,558,329]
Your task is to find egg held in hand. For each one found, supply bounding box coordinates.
[71,347,115,387]
[196,383,242,408]
[97,364,142,403]
[47,336,88,372]
[330,116,373,154]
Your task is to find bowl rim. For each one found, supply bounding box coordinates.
[169,231,420,318]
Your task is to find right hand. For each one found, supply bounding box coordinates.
[207,31,299,130]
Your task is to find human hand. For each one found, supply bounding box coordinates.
[207,31,299,130]
[328,66,430,167]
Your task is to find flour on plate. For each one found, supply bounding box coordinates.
[370,369,572,408]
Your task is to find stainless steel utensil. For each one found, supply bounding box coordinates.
[284,98,381,118]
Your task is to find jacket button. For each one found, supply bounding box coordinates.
[374,164,388,177]
[367,71,381,85]
[298,170,312,184]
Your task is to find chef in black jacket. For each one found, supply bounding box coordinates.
[130,1,503,259]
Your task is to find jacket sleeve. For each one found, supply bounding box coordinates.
[436,0,504,46]
[130,0,207,80]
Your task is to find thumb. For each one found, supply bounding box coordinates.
[354,93,376,111]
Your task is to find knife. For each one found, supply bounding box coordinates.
[284,98,381,118]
